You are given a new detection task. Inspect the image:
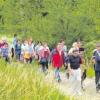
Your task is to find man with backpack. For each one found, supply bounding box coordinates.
[93,43,100,93]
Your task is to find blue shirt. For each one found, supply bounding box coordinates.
[93,50,100,71]
[13,37,17,47]
[1,48,9,57]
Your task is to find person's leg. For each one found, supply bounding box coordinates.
[26,59,28,63]
[41,62,45,72]
[5,56,10,63]
[55,68,57,77]
[24,58,29,64]
[18,51,21,61]
[65,65,69,79]
[57,68,61,82]
[11,48,14,58]
[24,58,26,63]
[98,71,100,90]
[17,53,20,61]
[70,70,76,94]
[16,52,19,61]
[64,63,67,69]
[72,69,81,95]
[45,60,48,70]
[15,51,17,60]
[95,71,100,92]
[30,57,33,64]
[20,54,24,62]
[55,68,61,82]
[76,68,82,94]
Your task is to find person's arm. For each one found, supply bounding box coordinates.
[8,46,11,58]
[95,54,100,63]
[92,50,96,64]
[80,64,82,73]
[1,48,3,56]
[32,49,36,57]
[48,49,55,64]
[92,58,96,64]
[68,56,73,75]
[68,63,71,71]
[68,63,74,75]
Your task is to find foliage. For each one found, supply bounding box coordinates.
[0,0,99,45]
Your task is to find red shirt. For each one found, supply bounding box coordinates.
[51,48,64,68]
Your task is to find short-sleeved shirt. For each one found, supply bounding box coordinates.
[68,55,81,69]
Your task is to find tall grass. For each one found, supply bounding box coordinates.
[0,59,70,100]
[87,66,95,78]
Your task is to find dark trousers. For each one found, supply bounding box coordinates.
[41,61,48,72]
[11,48,14,58]
[4,56,10,63]
[95,71,100,90]
[16,53,21,61]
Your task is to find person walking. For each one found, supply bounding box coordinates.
[92,43,100,93]
[39,42,50,73]
[68,49,82,95]
[50,42,64,82]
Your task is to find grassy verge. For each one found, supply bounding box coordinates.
[87,66,95,78]
[0,59,71,100]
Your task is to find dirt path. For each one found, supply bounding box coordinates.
[45,71,100,100]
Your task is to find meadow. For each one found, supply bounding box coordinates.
[0,59,72,100]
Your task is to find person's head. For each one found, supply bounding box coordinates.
[77,41,82,48]
[96,43,100,50]
[72,49,79,56]
[29,38,33,43]
[43,42,48,47]
[24,40,28,45]
[39,42,42,46]
[56,42,62,51]
[60,39,65,47]
[14,34,17,38]
[4,43,8,48]
[2,37,7,43]
[17,39,21,44]
[72,42,78,48]
[28,40,32,45]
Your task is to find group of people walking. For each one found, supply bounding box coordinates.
[0,34,100,95]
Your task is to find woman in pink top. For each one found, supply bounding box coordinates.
[39,42,50,73]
